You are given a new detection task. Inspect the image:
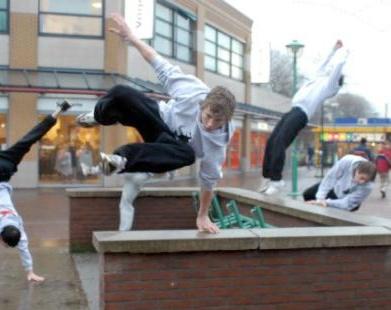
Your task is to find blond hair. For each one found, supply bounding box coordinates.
[201,86,236,122]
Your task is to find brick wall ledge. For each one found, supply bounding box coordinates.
[67,187,391,229]
[66,187,198,198]
[93,226,391,253]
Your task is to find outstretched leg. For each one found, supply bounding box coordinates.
[78,85,172,142]
[265,107,307,181]
[0,101,71,181]
[262,114,289,179]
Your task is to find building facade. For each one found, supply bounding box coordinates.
[312,117,391,166]
[0,0,284,188]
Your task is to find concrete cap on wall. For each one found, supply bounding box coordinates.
[93,229,259,253]
[93,226,391,254]
[251,226,391,250]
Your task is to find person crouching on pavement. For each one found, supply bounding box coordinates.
[303,154,376,211]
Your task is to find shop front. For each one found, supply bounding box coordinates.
[0,96,7,150]
[224,119,242,170]
[38,96,101,186]
[250,120,269,169]
[312,120,391,166]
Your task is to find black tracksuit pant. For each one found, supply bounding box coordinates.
[262,107,308,181]
[0,115,57,182]
[93,85,195,173]
[302,183,338,201]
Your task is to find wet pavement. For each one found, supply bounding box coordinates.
[1,167,390,309]
[0,189,88,310]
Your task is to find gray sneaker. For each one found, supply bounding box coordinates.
[76,111,98,128]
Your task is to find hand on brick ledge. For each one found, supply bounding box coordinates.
[196,215,220,234]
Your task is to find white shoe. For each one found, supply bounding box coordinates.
[80,162,101,176]
[258,178,270,193]
[76,111,98,128]
[264,180,285,195]
[80,162,90,176]
[100,152,127,176]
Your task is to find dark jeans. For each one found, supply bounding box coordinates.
[94,85,195,173]
[303,182,360,212]
[0,115,56,182]
[262,107,308,181]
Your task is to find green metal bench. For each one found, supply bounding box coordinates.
[225,200,255,228]
[192,192,275,229]
[251,206,274,228]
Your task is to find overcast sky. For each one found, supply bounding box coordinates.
[225,0,391,115]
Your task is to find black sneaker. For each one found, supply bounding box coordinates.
[59,100,72,112]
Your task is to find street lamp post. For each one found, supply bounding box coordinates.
[286,40,304,197]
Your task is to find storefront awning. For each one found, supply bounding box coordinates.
[0,67,152,96]
[0,67,292,121]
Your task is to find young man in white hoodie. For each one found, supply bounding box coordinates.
[303,154,376,211]
[261,40,349,195]
[76,14,236,234]
[0,101,71,282]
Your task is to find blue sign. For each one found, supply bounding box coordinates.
[335,117,391,125]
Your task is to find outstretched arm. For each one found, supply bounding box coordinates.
[109,13,158,64]
[18,237,45,282]
[326,185,372,211]
[317,40,343,73]
[197,189,219,233]
[109,13,209,101]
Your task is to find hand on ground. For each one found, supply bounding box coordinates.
[27,271,45,283]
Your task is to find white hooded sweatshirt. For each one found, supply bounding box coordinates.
[0,182,33,271]
[151,55,234,190]
[292,47,349,119]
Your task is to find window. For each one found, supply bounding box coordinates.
[204,25,245,81]
[39,0,104,37]
[0,0,9,33]
[38,98,101,185]
[39,114,101,184]
[153,2,194,63]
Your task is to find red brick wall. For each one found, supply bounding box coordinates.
[69,195,324,252]
[69,196,195,251]
[101,247,391,309]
